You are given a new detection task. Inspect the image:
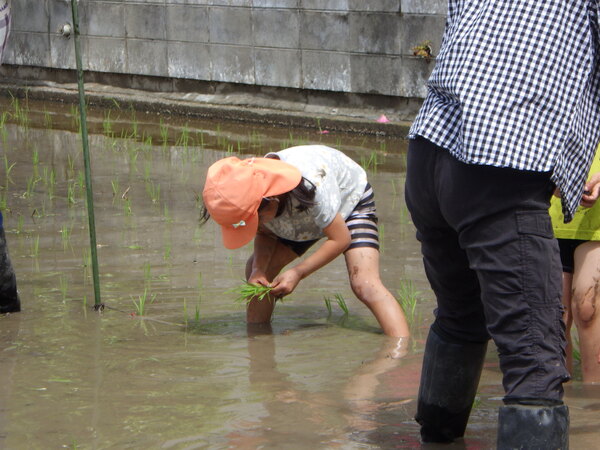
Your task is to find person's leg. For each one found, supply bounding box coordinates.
[344,246,409,337]
[244,240,297,324]
[557,237,581,375]
[562,271,574,374]
[572,241,600,382]
[406,137,569,446]
[405,138,489,443]
[0,212,20,314]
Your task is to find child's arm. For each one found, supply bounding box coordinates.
[270,214,350,297]
[247,227,278,286]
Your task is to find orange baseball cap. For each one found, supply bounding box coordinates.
[202,156,302,249]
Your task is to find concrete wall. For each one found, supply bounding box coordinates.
[3,0,447,99]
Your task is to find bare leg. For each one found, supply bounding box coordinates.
[561,272,574,375]
[245,240,297,324]
[572,242,600,383]
[344,246,409,337]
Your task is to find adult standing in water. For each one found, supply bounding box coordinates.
[405,1,600,447]
[0,0,20,314]
[201,145,410,340]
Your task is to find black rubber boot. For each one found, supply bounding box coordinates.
[0,225,20,314]
[497,404,569,450]
[415,328,488,443]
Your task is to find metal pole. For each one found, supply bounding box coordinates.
[70,0,102,308]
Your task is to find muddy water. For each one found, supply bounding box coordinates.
[0,97,598,449]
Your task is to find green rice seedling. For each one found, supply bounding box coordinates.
[132,288,156,316]
[76,171,85,191]
[145,180,160,204]
[197,273,203,301]
[61,224,72,250]
[324,293,348,315]
[379,223,385,252]
[0,190,7,211]
[69,104,80,130]
[0,112,8,143]
[143,161,152,181]
[176,124,190,149]
[360,151,380,172]
[123,198,132,216]
[43,109,53,129]
[397,279,420,327]
[335,293,349,315]
[194,302,201,322]
[228,281,273,304]
[159,119,169,146]
[48,168,56,199]
[111,179,120,198]
[103,109,114,136]
[24,175,40,198]
[4,155,15,185]
[129,109,139,140]
[15,214,23,234]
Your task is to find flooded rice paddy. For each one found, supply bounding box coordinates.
[0,96,599,449]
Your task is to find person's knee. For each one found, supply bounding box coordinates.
[349,272,380,304]
[573,282,599,325]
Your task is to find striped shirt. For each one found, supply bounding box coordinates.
[409,0,600,222]
[0,0,10,62]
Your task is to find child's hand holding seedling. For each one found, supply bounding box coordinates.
[229,281,274,304]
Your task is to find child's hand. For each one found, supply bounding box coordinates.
[581,172,600,208]
[270,268,302,298]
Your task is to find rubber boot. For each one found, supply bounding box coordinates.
[497,404,569,450]
[0,222,20,314]
[415,328,488,443]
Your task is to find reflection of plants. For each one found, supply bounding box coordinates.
[229,281,273,304]
[31,235,40,258]
[59,275,68,302]
[324,293,349,315]
[397,280,420,327]
[132,288,156,316]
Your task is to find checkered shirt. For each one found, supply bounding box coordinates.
[0,0,10,63]
[409,0,600,222]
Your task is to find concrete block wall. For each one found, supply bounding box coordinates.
[3,0,447,99]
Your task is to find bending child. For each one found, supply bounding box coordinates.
[201,145,409,338]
